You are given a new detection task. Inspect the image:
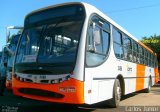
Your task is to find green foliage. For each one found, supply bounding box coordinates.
[141,34,160,61]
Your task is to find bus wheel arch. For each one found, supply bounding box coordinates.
[116,75,125,96]
[144,75,152,93]
[107,75,125,107]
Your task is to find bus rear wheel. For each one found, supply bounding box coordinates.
[144,77,152,93]
[108,79,121,108]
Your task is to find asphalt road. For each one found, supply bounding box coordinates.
[0,85,160,112]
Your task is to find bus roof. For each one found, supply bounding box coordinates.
[25,2,84,20]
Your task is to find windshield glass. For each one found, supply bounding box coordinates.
[16,5,85,67]
[7,34,20,68]
[0,52,1,61]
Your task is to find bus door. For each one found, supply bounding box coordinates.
[85,16,111,104]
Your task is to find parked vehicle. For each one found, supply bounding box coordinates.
[0,52,2,63]
[0,51,1,85]
[5,26,23,89]
[12,2,159,107]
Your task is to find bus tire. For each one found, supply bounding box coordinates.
[144,77,152,93]
[107,79,121,108]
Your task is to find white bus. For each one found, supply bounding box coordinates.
[12,2,159,107]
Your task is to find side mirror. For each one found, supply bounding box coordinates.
[6,26,23,43]
[6,30,10,43]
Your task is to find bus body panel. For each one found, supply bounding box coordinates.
[72,12,89,82]
[84,37,158,104]
[12,77,84,104]
[154,68,159,84]
[84,61,157,104]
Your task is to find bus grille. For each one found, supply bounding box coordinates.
[18,88,64,98]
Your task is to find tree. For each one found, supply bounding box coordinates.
[141,34,160,62]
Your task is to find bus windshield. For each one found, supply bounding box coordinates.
[7,34,20,68]
[0,52,2,62]
[15,5,85,68]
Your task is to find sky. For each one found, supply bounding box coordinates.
[0,0,160,51]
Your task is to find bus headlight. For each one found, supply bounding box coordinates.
[54,79,59,83]
[51,80,55,84]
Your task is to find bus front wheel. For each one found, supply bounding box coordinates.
[108,79,121,108]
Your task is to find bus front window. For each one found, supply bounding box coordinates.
[16,20,82,64]
[86,16,110,66]
[15,5,85,74]
[38,22,81,64]
[16,27,42,63]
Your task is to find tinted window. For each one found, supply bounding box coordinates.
[102,31,110,54]
[113,29,122,44]
[145,50,149,66]
[113,28,123,59]
[86,16,110,66]
[132,41,139,63]
[139,46,144,64]
[123,35,132,61]
[25,5,85,27]
[16,5,85,66]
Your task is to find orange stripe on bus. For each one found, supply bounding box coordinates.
[154,68,159,84]
[136,64,145,91]
[12,77,84,104]
[138,41,154,53]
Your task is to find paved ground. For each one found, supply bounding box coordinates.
[120,85,160,106]
[0,84,160,112]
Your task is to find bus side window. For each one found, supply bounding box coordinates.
[136,44,140,63]
[139,46,144,64]
[132,41,138,63]
[113,28,124,59]
[151,54,154,67]
[144,50,148,66]
[148,52,151,66]
[132,42,136,62]
[123,35,132,61]
[86,16,110,66]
